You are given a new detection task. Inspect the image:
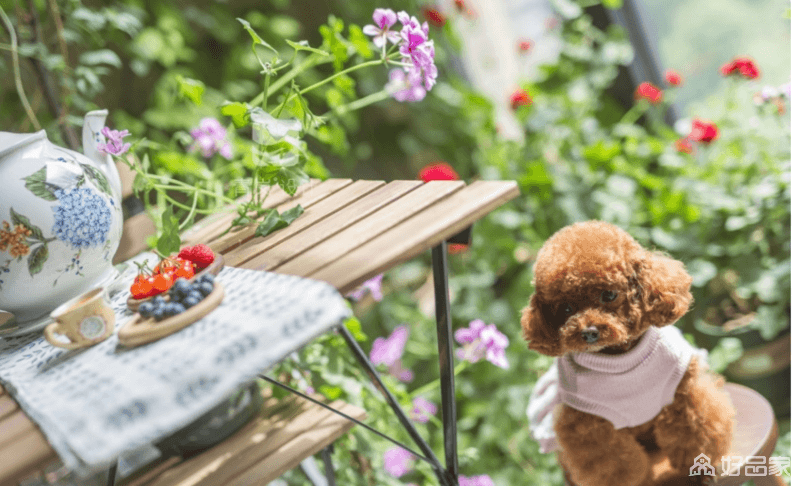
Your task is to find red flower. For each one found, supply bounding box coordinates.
[510,88,532,109]
[422,6,446,27]
[518,38,533,52]
[720,57,760,79]
[688,119,719,143]
[634,82,662,104]
[448,243,469,254]
[419,162,459,182]
[675,138,693,154]
[665,70,682,86]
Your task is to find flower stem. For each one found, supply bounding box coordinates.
[298,59,386,97]
[250,54,331,107]
[619,100,649,126]
[411,360,469,398]
[0,6,40,130]
[323,90,392,117]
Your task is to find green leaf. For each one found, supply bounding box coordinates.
[237,18,279,64]
[220,102,251,128]
[285,39,330,57]
[23,166,57,201]
[176,75,205,106]
[319,385,342,400]
[254,208,283,237]
[601,0,623,8]
[80,164,112,196]
[79,49,122,68]
[348,24,373,59]
[254,205,305,237]
[10,207,44,241]
[27,244,48,276]
[250,108,302,142]
[343,316,367,342]
[707,337,744,373]
[272,166,309,196]
[319,16,348,71]
[281,204,304,224]
[154,152,211,178]
[157,209,181,256]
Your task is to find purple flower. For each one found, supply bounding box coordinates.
[386,69,427,102]
[394,12,437,92]
[97,127,131,156]
[459,475,495,486]
[349,273,384,301]
[410,396,437,423]
[190,117,233,159]
[370,325,414,382]
[384,446,415,477]
[363,8,402,47]
[454,320,510,369]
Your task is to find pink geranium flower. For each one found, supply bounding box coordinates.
[370,325,414,382]
[363,8,402,47]
[410,396,437,423]
[386,69,427,102]
[384,446,415,477]
[98,127,131,156]
[455,320,510,369]
[349,273,384,302]
[459,475,495,486]
[190,118,233,159]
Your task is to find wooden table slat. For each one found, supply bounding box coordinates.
[209,179,353,254]
[243,180,423,273]
[0,395,18,421]
[311,180,520,294]
[269,180,466,280]
[0,427,58,486]
[181,179,322,247]
[224,180,385,268]
[230,403,365,486]
[0,410,36,450]
[136,396,348,486]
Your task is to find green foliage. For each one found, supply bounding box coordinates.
[0,1,788,485]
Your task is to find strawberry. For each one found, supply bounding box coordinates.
[189,244,215,269]
[177,246,194,261]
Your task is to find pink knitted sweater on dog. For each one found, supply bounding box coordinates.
[526,326,707,453]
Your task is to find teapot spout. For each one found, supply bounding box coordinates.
[82,109,122,201]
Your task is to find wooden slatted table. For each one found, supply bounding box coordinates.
[0,178,520,486]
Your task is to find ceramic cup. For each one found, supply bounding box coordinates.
[45,287,115,349]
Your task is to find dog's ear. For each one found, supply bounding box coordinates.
[633,251,693,327]
[521,294,561,356]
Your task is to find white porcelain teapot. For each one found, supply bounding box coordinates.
[0,110,123,331]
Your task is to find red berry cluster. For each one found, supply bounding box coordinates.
[129,245,215,300]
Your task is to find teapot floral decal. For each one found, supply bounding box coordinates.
[0,110,124,327]
[1,155,117,289]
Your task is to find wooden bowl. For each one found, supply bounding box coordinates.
[126,252,224,312]
[118,281,225,348]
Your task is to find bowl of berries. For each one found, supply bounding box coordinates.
[118,273,223,347]
[127,244,223,312]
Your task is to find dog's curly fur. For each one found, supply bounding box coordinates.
[522,221,734,486]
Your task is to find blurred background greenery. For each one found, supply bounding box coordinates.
[0,0,790,484]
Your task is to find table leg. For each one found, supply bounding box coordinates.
[106,461,117,486]
[337,325,454,486]
[321,444,337,485]
[431,242,459,483]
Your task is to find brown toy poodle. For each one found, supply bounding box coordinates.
[522,221,734,486]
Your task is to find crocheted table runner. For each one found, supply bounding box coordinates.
[0,262,351,477]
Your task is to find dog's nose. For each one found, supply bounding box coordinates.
[582,326,600,344]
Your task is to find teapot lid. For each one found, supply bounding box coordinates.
[0,130,47,159]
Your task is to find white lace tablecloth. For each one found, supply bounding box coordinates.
[0,261,351,478]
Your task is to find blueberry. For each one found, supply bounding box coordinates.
[182,297,200,308]
[187,290,203,302]
[171,278,191,298]
[171,302,186,315]
[153,307,166,321]
[138,302,154,318]
[153,295,166,307]
[198,282,214,296]
[199,273,215,285]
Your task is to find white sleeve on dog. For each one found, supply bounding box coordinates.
[527,362,562,453]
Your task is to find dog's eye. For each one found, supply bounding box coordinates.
[560,303,575,316]
[600,290,618,303]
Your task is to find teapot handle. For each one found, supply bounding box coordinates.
[83,109,123,202]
